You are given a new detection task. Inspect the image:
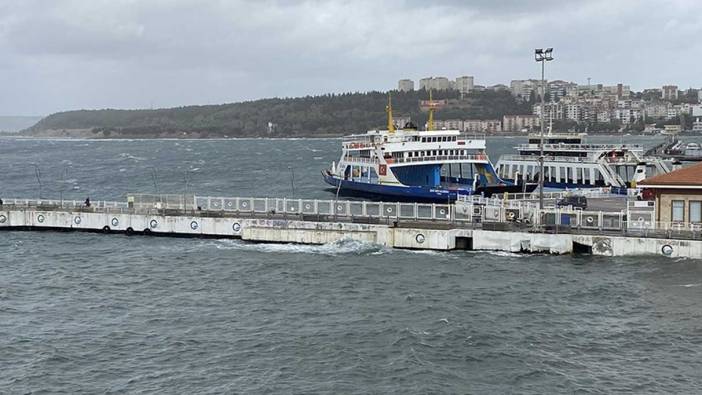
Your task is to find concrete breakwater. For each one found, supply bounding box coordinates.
[1,195,701,259]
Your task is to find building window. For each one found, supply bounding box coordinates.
[672,200,684,222]
[690,201,702,223]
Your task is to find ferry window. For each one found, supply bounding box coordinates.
[690,201,702,223]
[421,137,426,142]
[672,200,684,222]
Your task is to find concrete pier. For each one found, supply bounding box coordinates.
[0,195,701,259]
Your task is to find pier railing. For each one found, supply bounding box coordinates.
[193,196,457,222]
[2,195,700,241]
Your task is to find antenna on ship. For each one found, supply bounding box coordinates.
[386,93,395,133]
[427,89,435,131]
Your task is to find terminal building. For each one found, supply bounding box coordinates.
[639,162,702,225]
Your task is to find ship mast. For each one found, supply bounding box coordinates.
[386,93,395,133]
[427,89,435,131]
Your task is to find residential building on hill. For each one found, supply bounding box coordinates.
[397,79,414,92]
[454,76,474,94]
[502,114,540,132]
[463,119,502,133]
[433,119,463,130]
[510,79,540,100]
[662,85,679,100]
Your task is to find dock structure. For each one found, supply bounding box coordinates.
[1,193,701,258]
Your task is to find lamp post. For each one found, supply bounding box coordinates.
[535,47,553,210]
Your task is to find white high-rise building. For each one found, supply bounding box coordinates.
[419,76,452,91]
[455,76,474,94]
[397,79,414,92]
[419,77,432,90]
[432,77,451,90]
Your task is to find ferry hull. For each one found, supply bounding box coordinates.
[322,172,464,203]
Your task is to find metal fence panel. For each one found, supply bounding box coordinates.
[381,203,398,218]
[222,198,236,211]
[399,204,416,219]
[317,200,332,215]
[434,205,451,220]
[334,201,349,216]
[602,213,622,230]
[350,202,364,216]
[285,199,300,214]
[301,200,317,214]
[365,203,380,217]
[417,204,433,220]
[580,211,600,229]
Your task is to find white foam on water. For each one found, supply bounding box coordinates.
[206,238,387,256]
[118,152,146,162]
[678,283,701,288]
[476,250,525,258]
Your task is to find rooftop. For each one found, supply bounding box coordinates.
[639,162,702,188]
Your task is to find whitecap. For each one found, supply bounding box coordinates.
[480,250,525,258]
[678,283,702,288]
[209,238,386,256]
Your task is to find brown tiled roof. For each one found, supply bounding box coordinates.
[639,162,702,186]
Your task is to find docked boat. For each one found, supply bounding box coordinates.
[495,132,673,192]
[322,96,534,202]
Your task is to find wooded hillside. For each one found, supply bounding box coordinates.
[25,90,533,138]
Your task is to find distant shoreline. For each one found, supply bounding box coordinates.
[3,130,690,140]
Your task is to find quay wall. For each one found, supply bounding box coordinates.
[1,208,701,259]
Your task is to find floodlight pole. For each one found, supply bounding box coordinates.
[539,58,545,210]
[535,48,553,210]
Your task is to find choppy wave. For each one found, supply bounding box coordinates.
[206,238,387,256]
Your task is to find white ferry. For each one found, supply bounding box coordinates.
[495,133,672,192]
[322,97,534,202]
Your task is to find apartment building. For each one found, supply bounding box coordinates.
[502,115,540,132]
[397,79,414,92]
[463,119,502,133]
[662,85,679,100]
[454,76,474,94]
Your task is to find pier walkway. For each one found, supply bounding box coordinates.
[1,193,701,258]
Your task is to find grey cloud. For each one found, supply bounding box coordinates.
[0,0,701,115]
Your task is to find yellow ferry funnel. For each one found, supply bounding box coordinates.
[386,93,395,133]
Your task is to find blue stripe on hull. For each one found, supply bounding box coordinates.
[323,173,469,202]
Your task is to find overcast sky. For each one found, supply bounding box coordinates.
[1,0,701,115]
